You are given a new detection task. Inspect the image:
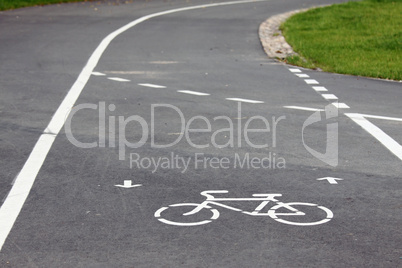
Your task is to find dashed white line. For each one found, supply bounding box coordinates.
[296,74,310,78]
[177,90,210,96]
[108,77,131,82]
[332,102,350,109]
[321,94,338,100]
[106,71,149,75]
[312,86,328,92]
[138,83,166,88]
[345,113,402,161]
[92,72,106,76]
[288,66,401,163]
[289,68,302,73]
[284,106,324,112]
[304,79,319,84]
[226,98,264,104]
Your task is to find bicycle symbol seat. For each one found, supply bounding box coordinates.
[155,190,333,226]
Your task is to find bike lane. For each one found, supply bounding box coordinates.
[1,0,400,267]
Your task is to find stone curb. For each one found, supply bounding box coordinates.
[258,8,309,60]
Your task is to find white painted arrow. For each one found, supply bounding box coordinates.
[317,177,343,184]
[115,180,142,188]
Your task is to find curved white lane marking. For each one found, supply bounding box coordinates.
[0,0,269,251]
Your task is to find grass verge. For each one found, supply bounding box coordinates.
[0,0,93,11]
[281,0,401,80]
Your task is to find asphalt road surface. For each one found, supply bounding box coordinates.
[0,0,401,267]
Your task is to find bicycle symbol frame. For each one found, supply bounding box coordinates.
[155,190,333,226]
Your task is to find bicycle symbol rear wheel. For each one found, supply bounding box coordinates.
[268,202,333,226]
[155,203,220,226]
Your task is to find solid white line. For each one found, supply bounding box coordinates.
[289,68,301,73]
[138,83,166,88]
[321,93,338,100]
[345,113,402,161]
[177,90,210,96]
[226,98,264,104]
[295,74,309,78]
[304,79,319,84]
[0,134,56,250]
[355,113,402,122]
[332,102,350,109]
[312,86,328,92]
[107,77,131,82]
[283,106,324,112]
[0,0,270,252]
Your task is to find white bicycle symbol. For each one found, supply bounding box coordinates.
[155,190,333,226]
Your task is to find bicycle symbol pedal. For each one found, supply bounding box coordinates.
[155,190,333,226]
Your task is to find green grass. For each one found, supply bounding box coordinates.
[281,0,402,80]
[0,0,93,11]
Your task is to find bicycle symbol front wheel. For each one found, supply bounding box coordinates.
[155,203,220,226]
[268,202,333,226]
